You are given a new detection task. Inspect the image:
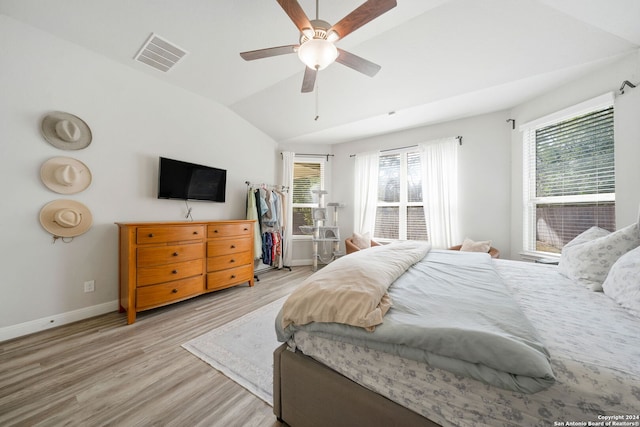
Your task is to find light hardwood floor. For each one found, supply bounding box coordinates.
[0,267,313,427]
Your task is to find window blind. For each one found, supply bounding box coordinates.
[293,162,323,204]
[374,152,427,241]
[535,107,614,198]
[292,160,325,235]
[523,104,615,254]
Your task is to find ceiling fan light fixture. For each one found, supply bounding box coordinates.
[326,29,340,42]
[297,39,338,70]
[301,27,315,39]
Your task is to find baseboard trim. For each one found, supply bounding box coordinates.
[0,300,119,343]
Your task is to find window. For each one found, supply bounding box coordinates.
[374,150,428,241]
[522,94,615,255]
[292,158,325,236]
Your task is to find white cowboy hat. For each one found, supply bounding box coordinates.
[41,111,92,150]
[39,199,93,238]
[40,157,92,194]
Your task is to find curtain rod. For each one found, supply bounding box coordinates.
[349,136,462,157]
[619,80,637,95]
[281,153,334,161]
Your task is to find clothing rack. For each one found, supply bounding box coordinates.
[244,181,289,192]
[245,181,292,280]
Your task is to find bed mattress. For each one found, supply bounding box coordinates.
[287,257,640,427]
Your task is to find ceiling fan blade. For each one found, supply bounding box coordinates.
[336,48,381,77]
[277,0,313,34]
[301,66,317,93]
[240,45,298,61]
[329,0,397,40]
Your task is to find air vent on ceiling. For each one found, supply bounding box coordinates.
[134,33,188,72]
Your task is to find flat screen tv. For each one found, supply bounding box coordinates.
[158,157,226,202]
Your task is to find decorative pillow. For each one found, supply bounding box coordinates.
[557,226,611,276]
[460,237,491,253]
[351,232,371,249]
[602,246,640,318]
[559,223,640,291]
[565,226,611,248]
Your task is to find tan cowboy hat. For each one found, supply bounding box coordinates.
[39,199,93,238]
[40,157,92,194]
[41,111,92,150]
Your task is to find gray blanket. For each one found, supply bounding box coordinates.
[276,249,556,393]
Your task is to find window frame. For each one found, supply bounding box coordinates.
[374,148,427,242]
[521,93,615,257]
[291,156,325,240]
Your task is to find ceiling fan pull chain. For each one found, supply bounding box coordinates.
[314,73,320,121]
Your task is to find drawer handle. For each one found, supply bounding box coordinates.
[230,259,235,263]
[230,245,236,249]
[172,270,178,274]
[243,228,248,231]
[171,289,178,294]
[213,229,219,233]
[193,231,198,235]
[231,275,236,279]
[148,233,154,238]
[172,252,179,257]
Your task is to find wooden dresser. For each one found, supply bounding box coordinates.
[116,220,254,324]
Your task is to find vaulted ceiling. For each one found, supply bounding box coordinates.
[1,0,638,144]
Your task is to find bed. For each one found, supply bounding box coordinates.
[273,234,640,427]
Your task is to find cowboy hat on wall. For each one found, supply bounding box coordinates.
[40,157,92,194]
[39,199,93,239]
[41,111,92,150]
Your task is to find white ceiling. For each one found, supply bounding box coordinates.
[1,0,638,145]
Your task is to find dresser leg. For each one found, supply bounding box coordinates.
[127,309,136,325]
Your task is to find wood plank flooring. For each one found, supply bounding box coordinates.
[0,267,313,427]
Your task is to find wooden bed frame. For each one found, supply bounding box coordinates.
[273,344,441,427]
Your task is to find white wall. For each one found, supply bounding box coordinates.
[331,110,513,257]
[0,16,277,339]
[509,51,640,259]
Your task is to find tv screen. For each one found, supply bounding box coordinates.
[158,157,226,202]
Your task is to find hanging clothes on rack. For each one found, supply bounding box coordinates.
[246,187,262,260]
[245,182,291,273]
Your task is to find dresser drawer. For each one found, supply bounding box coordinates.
[207,238,251,256]
[136,276,203,310]
[137,225,205,244]
[207,251,252,272]
[137,259,203,286]
[207,222,252,239]
[206,264,253,291]
[137,242,204,267]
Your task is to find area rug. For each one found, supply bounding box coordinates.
[182,296,288,406]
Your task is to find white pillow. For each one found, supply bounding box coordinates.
[351,232,371,249]
[602,246,640,318]
[460,237,491,253]
[559,223,640,291]
[557,226,610,276]
[565,226,611,248]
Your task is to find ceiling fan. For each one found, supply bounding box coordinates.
[240,0,397,93]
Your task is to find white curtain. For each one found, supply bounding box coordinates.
[353,151,379,235]
[281,151,295,266]
[420,138,459,248]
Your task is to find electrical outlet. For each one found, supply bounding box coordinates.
[84,280,95,293]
